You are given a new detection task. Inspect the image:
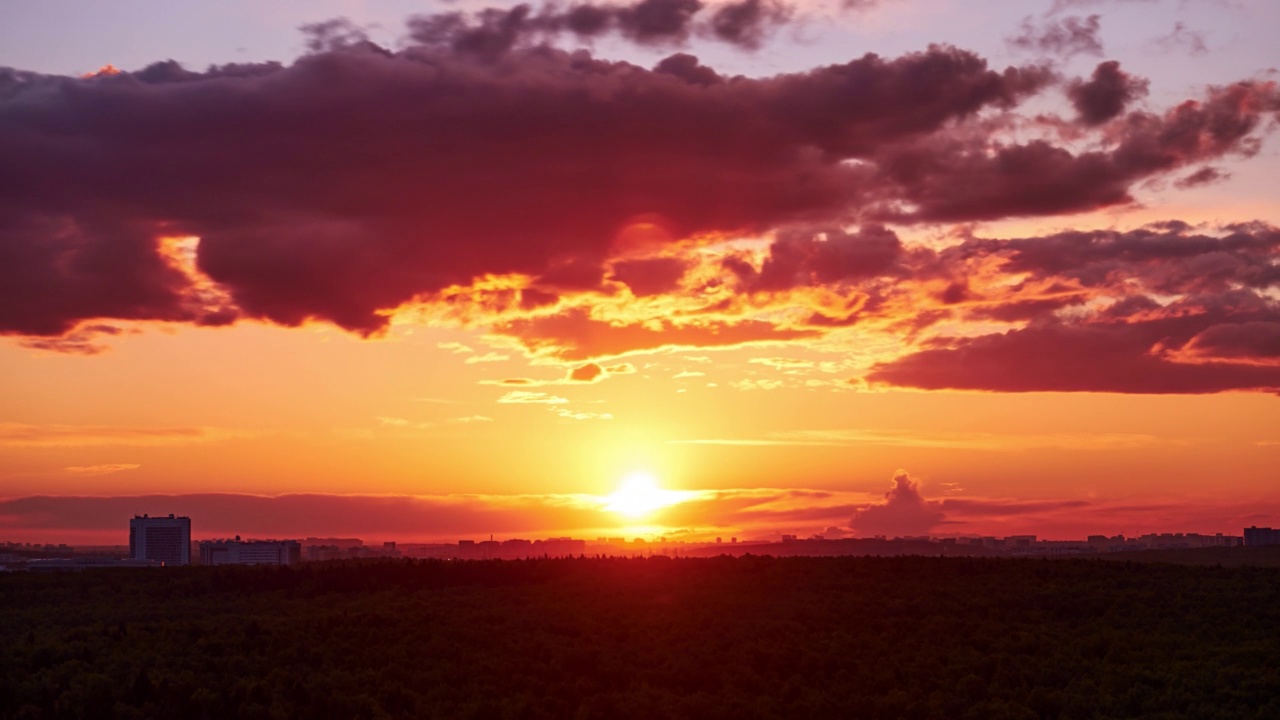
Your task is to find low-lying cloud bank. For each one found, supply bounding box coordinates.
[2,478,1273,543]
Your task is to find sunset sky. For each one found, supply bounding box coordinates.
[2,0,1278,544]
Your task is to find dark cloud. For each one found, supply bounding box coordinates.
[2,10,1278,394]
[17,324,124,356]
[1068,60,1149,125]
[1007,15,1103,58]
[872,80,1280,222]
[299,18,371,53]
[1175,166,1229,189]
[0,41,1052,339]
[868,316,1280,394]
[750,225,904,291]
[977,221,1280,295]
[849,470,944,537]
[705,0,792,50]
[403,0,793,56]
[0,215,217,336]
[941,498,1092,517]
[866,222,1280,393]
[609,256,691,296]
[616,0,704,43]
[1182,322,1280,362]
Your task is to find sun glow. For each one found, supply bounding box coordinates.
[603,472,688,519]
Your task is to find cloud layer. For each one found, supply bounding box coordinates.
[3,8,1278,394]
[3,484,1273,543]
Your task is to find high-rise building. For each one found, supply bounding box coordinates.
[199,537,300,565]
[129,514,191,566]
[1244,526,1280,547]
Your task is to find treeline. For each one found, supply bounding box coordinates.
[2,556,1279,719]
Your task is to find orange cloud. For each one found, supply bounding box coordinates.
[64,464,141,476]
[0,424,240,448]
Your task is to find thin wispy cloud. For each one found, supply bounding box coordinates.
[0,424,240,448]
[64,464,142,476]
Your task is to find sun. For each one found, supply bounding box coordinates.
[603,472,687,519]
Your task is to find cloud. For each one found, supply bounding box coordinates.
[1007,14,1103,58]
[1153,22,1208,56]
[64,464,141,476]
[480,361,621,386]
[1067,61,1149,125]
[705,0,793,50]
[1179,322,1280,364]
[672,429,1175,450]
[0,492,610,540]
[941,498,1091,518]
[609,256,691,297]
[497,391,569,404]
[730,378,784,391]
[552,408,614,420]
[0,424,238,448]
[872,81,1280,223]
[2,486,1272,543]
[849,470,945,537]
[496,309,820,361]
[747,225,904,291]
[0,38,1053,340]
[1175,166,1229,189]
[403,0,795,57]
[18,324,125,356]
[464,351,510,364]
[569,362,605,382]
[749,357,815,371]
[863,221,1280,393]
[868,319,1280,394]
[2,12,1278,399]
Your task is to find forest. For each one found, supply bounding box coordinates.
[2,554,1279,719]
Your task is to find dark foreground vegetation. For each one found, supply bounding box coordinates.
[3,555,1279,720]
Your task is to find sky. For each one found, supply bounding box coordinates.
[1,0,1278,545]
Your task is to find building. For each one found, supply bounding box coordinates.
[129,514,191,566]
[1244,526,1280,547]
[199,537,301,566]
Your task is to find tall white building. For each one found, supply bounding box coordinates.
[129,514,191,566]
[199,537,301,566]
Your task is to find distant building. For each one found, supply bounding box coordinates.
[129,514,191,566]
[1244,526,1280,547]
[306,545,343,562]
[200,537,301,566]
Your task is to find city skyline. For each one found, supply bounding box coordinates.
[2,0,1279,545]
